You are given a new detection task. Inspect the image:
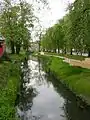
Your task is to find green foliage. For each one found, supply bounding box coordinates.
[41,20,65,53]
[0,63,20,119]
[41,0,90,56]
[0,54,26,120]
[41,55,90,104]
[44,52,86,60]
[0,0,34,54]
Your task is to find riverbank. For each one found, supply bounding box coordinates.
[40,55,90,105]
[0,53,26,120]
[38,51,90,69]
[44,52,86,60]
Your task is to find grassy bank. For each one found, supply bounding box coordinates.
[44,52,86,60]
[41,55,90,105]
[0,53,26,120]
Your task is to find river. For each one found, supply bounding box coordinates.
[16,56,90,120]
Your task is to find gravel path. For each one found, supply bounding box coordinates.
[42,53,90,69]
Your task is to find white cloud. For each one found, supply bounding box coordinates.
[34,0,75,28]
[27,0,75,29]
[26,0,75,41]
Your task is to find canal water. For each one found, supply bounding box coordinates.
[16,57,90,120]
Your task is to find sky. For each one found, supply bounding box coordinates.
[30,0,74,29]
[26,0,75,41]
[38,0,75,28]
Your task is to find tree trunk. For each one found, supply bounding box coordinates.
[81,51,82,56]
[76,49,78,55]
[16,44,20,54]
[70,48,72,55]
[39,41,41,52]
[64,48,67,54]
[11,41,15,54]
[54,49,56,53]
[58,48,59,54]
[88,50,90,57]
[57,44,60,54]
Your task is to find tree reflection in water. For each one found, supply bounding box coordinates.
[46,74,90,120]
[16,60,39,120]
[16,57,90,120]
[16,58,48,120]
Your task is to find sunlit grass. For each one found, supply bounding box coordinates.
[0,53,26,120]
[41,55,90,104]
[44,52,86,60]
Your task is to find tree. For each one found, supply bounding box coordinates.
[0,1,20,53]
[54,20,65,53]
[0,0,34,54]
[41,22,65,53]
[83,0,90,56]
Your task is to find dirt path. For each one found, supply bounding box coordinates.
[64,58,90,69]
[41,53,90,69]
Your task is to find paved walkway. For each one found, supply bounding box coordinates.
[41,53,90,69]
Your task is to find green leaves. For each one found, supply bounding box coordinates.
[41,0,90,56]
[0,61,21,120]
[0,0,35,54]
[41,21,65,52]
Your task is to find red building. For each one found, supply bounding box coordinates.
[0,36,5,58]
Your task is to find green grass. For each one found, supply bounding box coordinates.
[44,52,86,60]
[10,51,27,61]
[0,53,26,120]
[41,55,90,104]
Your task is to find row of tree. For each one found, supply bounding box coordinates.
[0,0,35,54]
[41,0,90,57]
[0,0,48,54]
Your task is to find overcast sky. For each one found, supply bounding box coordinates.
[28,0,75,29]
[39,0,75,28]
[26,0,75,41]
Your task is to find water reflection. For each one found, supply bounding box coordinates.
[16,57,90,120]
[46,71,90,120]
[17,60,38,119]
